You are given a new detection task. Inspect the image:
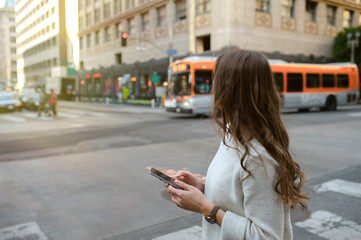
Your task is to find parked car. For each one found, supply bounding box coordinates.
[21,91,41,111]
[0,93,22,112]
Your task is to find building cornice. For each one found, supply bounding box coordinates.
[322,0,361,11]
[78,0,167,37]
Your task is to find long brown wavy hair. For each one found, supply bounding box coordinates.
[212,49,309,209]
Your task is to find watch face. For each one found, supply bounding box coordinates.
[205,216,215,224]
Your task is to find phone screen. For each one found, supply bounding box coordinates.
[149,167,184,190]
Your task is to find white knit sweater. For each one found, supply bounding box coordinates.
[202,137,292,240]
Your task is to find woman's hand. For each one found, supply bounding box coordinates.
[167,170,205,193]
[167,180,213,216]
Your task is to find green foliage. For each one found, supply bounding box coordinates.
[333,26,361,63]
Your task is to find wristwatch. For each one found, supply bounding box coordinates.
[205,204,220,224]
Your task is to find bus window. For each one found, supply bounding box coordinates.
[273,72,284,92]
[337,74,349,88]
[287,73,303,92]
[306,73,320,88]
[194,70,212,94]
[169,73,191,96]
[322,74,335,88]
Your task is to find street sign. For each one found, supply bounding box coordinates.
[167,49,177,55]
[152,74,160,85]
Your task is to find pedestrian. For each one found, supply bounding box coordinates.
[165,49,309,239]
[49,89,58,116]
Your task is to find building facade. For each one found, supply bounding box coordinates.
[0,6,17,88]
[77,0,361,100]
[16,0,70,91]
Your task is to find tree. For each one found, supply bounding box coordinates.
[333,26,361,63]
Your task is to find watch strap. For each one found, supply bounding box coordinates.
[206,204,220,224]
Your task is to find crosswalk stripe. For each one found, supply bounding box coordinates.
[56,112,78,118]
[0,222,48,240]
[152,226,202,240]
[314,179,361,198]
[348,112,361,117]
[295,211,361,240]
[0,115,26,123]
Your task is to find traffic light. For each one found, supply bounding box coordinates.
[121,32,128,47]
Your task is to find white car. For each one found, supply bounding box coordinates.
[0,93,22,112]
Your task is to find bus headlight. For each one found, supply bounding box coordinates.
[181,99,193,108]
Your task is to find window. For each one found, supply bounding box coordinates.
[255,0,270,13]
[128,17,135,35]
[86,12,91,27]
[157,6,166,27]
[114,0,122,13]
[95,31,100,45]
[343,10,353,28]
[9,26,15,32]
[116,53,122,64]
[281,0,295,18]
[80,37,83,49]
[104,3,111,19]
[306,74,320,88]
[191,70,212,94]
[287,73,303,92]
[115,22,121,39]
[337,74,349,88]
[326,5,336,26]
[273,73,284,91]
[141,12,150,31]
[175,0,187,21]
[104,27,111,42]
[196,35,211,53]
[86,0,91,6]
[87,34,91,48]
[126,0,135,9]
[94,8,100,23]
[11,47,16,53]
[10,37,16,43]
[322,74,335,88]
[196,0,211,15]
[305,0,317,22]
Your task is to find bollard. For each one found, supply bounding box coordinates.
[105,97,109,105]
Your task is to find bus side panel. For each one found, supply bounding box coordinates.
[191,95,213,115]
[283,92,326,109]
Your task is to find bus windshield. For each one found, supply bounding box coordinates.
[169,72,191,96]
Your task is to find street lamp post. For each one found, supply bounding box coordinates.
[347,31,360,63]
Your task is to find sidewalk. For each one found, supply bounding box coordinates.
[58,100,165,115]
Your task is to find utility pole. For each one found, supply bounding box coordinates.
[347,31,360,63]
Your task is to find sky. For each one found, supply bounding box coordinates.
[0,0,15,8]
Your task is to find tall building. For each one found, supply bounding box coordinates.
[77,0,361,101]
[16,0,71,92]
[0,4,16,88]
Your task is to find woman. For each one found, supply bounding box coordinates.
[166,49,309,240]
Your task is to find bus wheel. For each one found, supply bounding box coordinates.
[323,96,337,111]
[298,108,309,112]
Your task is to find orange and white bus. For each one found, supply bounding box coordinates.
[164,57,360,114]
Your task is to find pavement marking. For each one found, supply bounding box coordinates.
[22,112,39,119]
[0,115,26,123]
[88,111,105,116]
[0,222,48,240]
[314,179,361,198]
[295,210,361,240]
[57,112,78,118]
[152,225,202,240]
[348,112,361,117]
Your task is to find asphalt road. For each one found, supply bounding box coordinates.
[0,103,360,240]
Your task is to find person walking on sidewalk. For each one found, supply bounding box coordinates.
[165,49,309,240]
[49,89,58,116]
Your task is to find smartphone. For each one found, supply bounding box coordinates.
[149,167,184,190]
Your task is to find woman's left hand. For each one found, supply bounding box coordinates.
[167,180,213,216]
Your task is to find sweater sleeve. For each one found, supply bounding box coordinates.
[219,156,289,240]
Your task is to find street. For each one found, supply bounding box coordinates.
[0,102,361,240]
